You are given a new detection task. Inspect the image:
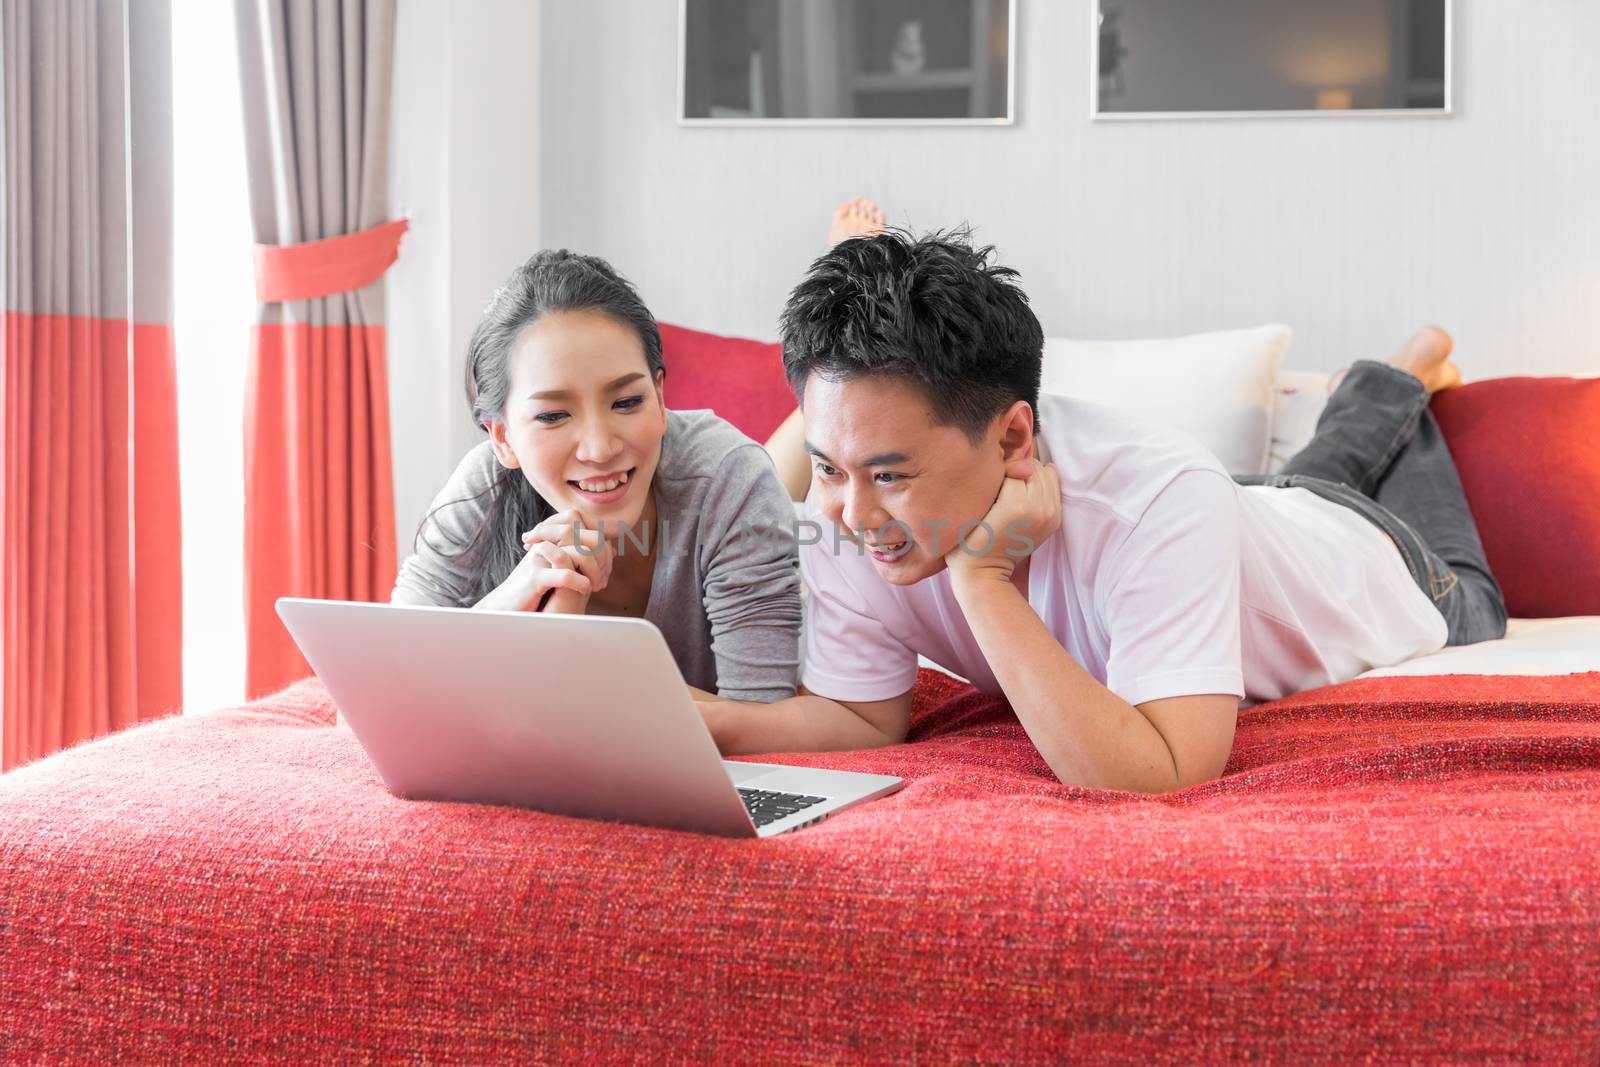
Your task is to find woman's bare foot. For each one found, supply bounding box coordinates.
[1327,324,1462,395]
[762,406,811,501]
[827,196,886,247]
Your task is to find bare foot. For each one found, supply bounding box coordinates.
[1327,324,1462,395]
[827,196,886,247]
[1388,325,1461,394]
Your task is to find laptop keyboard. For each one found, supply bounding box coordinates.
[737,787,828,828]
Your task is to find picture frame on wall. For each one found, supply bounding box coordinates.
[680,0,1017,126]
[1092,0,1452,120]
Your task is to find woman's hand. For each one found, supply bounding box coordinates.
[476,539,591,614]
[521,510,615,609]
[524,541,595,614]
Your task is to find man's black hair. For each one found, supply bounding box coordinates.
[777,227,1043,441]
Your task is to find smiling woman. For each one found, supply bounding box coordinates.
[391,250,803,704]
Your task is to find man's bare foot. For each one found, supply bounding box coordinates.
[1327,324,1462,395]
[1387,325,1461,394]
[827,196,886,247]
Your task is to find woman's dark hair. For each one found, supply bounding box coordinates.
[777,227,1042,441]
[414,249,664,605]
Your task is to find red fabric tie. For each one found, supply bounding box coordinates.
[252,218,409,303]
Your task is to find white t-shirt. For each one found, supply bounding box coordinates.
[799,393,1448,707]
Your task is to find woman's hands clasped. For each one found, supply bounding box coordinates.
[478,509,615,614]
[515,510,616,614]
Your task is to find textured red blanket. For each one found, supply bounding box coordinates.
[3,670,1598,1063]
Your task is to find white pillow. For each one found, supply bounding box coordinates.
[1267,370,1331,474]
[1040,324,1291,475]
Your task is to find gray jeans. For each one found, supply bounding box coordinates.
[1234,360,1508,647]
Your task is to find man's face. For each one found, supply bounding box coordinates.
[802,372,1008,585]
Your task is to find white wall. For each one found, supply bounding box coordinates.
[387,0,1600,559]
[388,0,540,558]
[538,1,1600,380]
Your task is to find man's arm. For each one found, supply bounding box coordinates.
[945,457,1241,793]
[691,685,912,755]
[951,577,1236,792]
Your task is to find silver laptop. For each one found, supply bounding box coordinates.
[275,598,903,837]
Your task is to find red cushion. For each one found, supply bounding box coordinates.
[658,322,795,442]
[6,669,1600,1060]
[1432,377,1600,617]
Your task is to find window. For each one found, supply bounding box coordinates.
[173,5,252,713]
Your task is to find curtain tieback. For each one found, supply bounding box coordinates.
[252,218,409,303]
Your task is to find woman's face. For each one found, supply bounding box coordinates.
[487,308,667,531]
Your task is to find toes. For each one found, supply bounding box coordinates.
[828,197,888,245]
[1389,325,1454,375]
[1416,324,1453,358]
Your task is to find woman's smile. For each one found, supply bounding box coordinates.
[568,466,636,504]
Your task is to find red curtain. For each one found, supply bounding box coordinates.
[1,2,180,771]
[243,320,399,698]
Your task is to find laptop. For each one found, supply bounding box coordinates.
[275,598,904,837]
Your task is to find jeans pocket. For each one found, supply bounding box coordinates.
[1428,568,1459,602]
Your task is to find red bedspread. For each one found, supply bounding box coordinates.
[3,670,1599,1063]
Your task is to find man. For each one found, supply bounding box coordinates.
[701,229,1505,794]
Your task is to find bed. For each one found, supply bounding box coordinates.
[1357,616,1600,678]
[3,619,1600,1062]
[4,329,1597,1061]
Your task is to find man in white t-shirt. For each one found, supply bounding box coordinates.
[697,230,1506,794]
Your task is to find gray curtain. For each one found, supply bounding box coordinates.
[232,0,401,699]
[234,0,396,328]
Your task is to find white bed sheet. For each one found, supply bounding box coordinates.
[1357,617,1600,678]
[913,617,1600,688]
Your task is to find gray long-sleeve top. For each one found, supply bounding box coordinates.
[392,408,802,701]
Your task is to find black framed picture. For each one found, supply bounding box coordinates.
[681,0,1015,125]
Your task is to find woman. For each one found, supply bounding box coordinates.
[392,249,801,705]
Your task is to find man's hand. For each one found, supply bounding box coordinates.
[945,457,1061,588]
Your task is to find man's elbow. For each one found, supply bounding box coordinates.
[1046,745,1227,795]
[823,690,913,749]
[842,706,907,748]
[1168,745,1231,791]
[1136,694,1239,793]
